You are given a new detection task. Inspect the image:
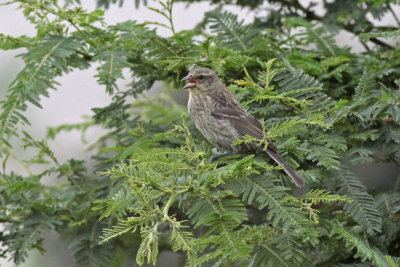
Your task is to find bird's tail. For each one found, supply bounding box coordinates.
[265,148,304,187]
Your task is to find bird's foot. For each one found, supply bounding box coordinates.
[206,152,238,164]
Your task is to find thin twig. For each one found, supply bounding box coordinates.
[41,4,91,42]
[274,0,395,49]
[387,3,400,27]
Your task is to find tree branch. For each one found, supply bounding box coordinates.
[273,0,395,50]
[387,3,400,27]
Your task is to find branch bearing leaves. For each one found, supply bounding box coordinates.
[187,198,247,231]
[275,59,333,113]
[2,1,400,266]
[359,29,400,41]
[69,220,114,267]
[188,198,251,263]
[338,168,383,235]
[5,214,57,265]
[205,9,258,51]
[230,175,306,233]
[285,17,346,57]
[0,36,84,147]
[304,142,341,170]
[94,46,133,95]
[332,225,391,267]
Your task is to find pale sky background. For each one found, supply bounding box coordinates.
[0,0,399,266]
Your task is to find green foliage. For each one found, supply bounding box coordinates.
[94,47,133,94]
[338,168,383,235]
[285,17,346,57]
[204,9,258,51]
[1,0,400,266]
[0,36,85,147]
[332,225,391,267]
[359,29,400,41]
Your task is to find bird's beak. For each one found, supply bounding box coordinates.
[181,74,197,89]
[181,74,192,81]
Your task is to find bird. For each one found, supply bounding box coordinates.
[181,67,304,187]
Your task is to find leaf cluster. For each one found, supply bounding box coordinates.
[1,0,400,266]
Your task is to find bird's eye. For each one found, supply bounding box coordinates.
[198,75,204,80]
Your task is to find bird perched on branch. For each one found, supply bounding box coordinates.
[181,67,304,187]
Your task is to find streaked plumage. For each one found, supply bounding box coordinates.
[182,68,304,187]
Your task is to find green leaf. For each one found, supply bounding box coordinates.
[0,36,85,146]
[333,225,391,267]
[230,175,303,232]
[205,9,258,51]
[359,29,400,41]
[94,46,133,94]
[338,168,382,235]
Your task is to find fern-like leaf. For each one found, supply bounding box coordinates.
[359,29,400,41]
[286,17,344,57]
[252,230,306,266]
[99,221,136,245]
[93,185,134,220]
[5,214,55,265]
[94,46,133,94]
[188,198,247,232]
[205,9,258,51]
[0,36,84,147]
[338,168,382,235]
[188,198,251,263]
[275,59,333,112]
[69,220,114,267]
[354,70,377,100]
[333,225,391,267]
[305,143,341,170]
[230,175,304,232]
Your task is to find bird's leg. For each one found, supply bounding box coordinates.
[206,152,238,164]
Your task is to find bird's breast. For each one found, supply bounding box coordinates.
[188,92,212,116]
[188,91,238,152]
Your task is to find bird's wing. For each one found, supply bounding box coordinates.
[209,88,277,151]
[210,107,264,140]
[208,88,263,139]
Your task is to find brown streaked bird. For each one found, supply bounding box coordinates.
[181,67,304,187]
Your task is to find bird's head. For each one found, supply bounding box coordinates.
[181,68,219,92]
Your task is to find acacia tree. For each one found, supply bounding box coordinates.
[0,0,400,266]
